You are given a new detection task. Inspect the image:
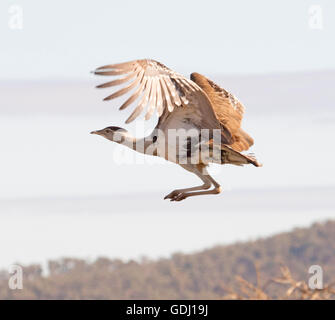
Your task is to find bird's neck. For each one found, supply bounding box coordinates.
[113,133,152,154]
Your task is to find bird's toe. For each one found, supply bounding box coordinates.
[164,190,181,200]
[172,193,187,202]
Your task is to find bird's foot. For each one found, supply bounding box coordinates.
[164,190,179,200]
[164,190,188,202]
[171,192,187,202]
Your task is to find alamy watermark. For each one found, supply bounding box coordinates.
[308,265,323,290]
[8,4,23,30]
[8,264,23,290]
[93,127,226,170]
[308,5,323,30]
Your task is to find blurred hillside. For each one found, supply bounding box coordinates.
[1,220,335,299]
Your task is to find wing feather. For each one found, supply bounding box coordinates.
[125,77,152,124]
[96,61,136,71]
[164,76,182,107]
[96,72,137,88]
[159,77,174,112]
[119,72,146,110]
[94,69,130,76]
[190,72,253,151]
[93,59,224,132]
[103,81,135,100]
[155,77,163,116]
[145,77,158,120]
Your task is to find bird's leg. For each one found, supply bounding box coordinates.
[164,164,212,200]
[168,166,222,202]
[172,184,221,201]
[164,183,211,200]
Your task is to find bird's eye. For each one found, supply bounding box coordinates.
[106,129,110,133]
[153,136,157,143]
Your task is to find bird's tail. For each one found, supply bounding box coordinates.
[222,145,262,167]
[245,153,262,167]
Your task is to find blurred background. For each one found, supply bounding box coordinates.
[0,0,335,299]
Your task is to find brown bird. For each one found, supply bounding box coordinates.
[91,59,261,201]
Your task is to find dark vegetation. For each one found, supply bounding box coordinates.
[1,220,335,299]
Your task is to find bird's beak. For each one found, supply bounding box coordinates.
[90,130,100,135]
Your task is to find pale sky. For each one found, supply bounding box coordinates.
[1,0,335,80]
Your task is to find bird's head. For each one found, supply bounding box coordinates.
[90,126,129,143]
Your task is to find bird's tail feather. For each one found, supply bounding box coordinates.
[222,145,262,167]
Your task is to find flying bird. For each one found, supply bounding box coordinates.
[91,59,261,201]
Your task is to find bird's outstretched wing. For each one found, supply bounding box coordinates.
[93,59,227,137]
[190,73,254,151]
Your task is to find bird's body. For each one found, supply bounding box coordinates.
[91,59,261,201]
